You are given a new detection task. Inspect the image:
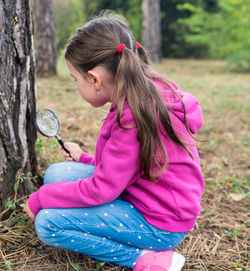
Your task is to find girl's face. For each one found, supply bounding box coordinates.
[66,60,112,107]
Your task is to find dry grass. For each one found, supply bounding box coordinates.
[1,59,249,270]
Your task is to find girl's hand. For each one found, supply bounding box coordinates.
[60,142,83,162]
[24,200,35,222]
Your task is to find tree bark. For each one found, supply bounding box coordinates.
[142,0,161,62]
[32,0,57,77]
[0,0,37,210]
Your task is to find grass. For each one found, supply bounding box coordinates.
[0,58,249,271]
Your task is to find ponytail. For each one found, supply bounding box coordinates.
[114,47,180,181]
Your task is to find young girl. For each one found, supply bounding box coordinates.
[25,11,204,271]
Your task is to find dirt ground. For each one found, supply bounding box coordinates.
[0,59,249,271]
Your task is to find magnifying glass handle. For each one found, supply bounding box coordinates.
[56,135,70,154]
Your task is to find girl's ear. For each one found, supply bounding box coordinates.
[87,70,101,90]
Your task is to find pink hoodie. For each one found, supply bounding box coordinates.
[28,78,204,232]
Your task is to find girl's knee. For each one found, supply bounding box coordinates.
[35,209,58,245]
[35,209,51,234]
[169,231,188,249]
[44,162,95,184]
[44,162,68,184]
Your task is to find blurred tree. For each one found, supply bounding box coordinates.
[85,0,216,58]
[0,0,37,210]
[178,0,250,71]
[160,0,218,58]
[52,0,222,60]
[32,0,57,77]
[142,0,161,62]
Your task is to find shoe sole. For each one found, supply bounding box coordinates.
[168,252,185,271]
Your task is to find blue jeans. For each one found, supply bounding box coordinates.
[35,162,187,268]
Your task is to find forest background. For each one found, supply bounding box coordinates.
[0,0,249,271]
[54,0,250,71]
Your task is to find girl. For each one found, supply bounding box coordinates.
[25,11,204,271]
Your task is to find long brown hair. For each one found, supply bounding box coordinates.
[65,11,194,182]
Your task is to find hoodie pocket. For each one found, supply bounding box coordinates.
[164,182,181,219]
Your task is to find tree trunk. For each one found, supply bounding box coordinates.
[32,0,57,77]
[0,0,37,210]
[142,0,161,62]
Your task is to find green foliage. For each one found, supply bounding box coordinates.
[19,172,38,184]
[52,0,216,59]
[85,0,142,41]
[122,0,142,42]
[178,0,250,71]
[96,261,106,271]
[69,262,80,271]
[4,261,13,271]
[15,211,30,227]
[160,0,212,58]
[219,175,250,199]
[5,200,16,211]
[53,0,86,51]
[222,229,242,240]
[52,0,250,65]
[67,254,81,271]
[4,172,38,211]
[35,137,59,156]
[35,136,63,170]
[53,0,142,52]
[241,135,250,147]
[233,262,248,271]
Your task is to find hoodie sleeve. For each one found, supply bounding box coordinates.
[79,152,95,166]
[28,111,140,216]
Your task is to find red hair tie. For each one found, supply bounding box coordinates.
[136,42,141,50]
[118,44,126,54]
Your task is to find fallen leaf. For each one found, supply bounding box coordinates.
[229,193,245,201]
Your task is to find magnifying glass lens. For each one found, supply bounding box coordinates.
[36,109,59,137]
[36,109,71,156]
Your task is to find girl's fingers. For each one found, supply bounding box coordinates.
[61,151,70,157]
[66,157,73,161]
[58,143,77,161]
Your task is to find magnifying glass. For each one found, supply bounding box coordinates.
[35,109,70,155]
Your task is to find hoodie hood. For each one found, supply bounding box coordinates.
[154,78,203,134]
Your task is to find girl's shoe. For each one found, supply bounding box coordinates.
[133,251,185,271]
